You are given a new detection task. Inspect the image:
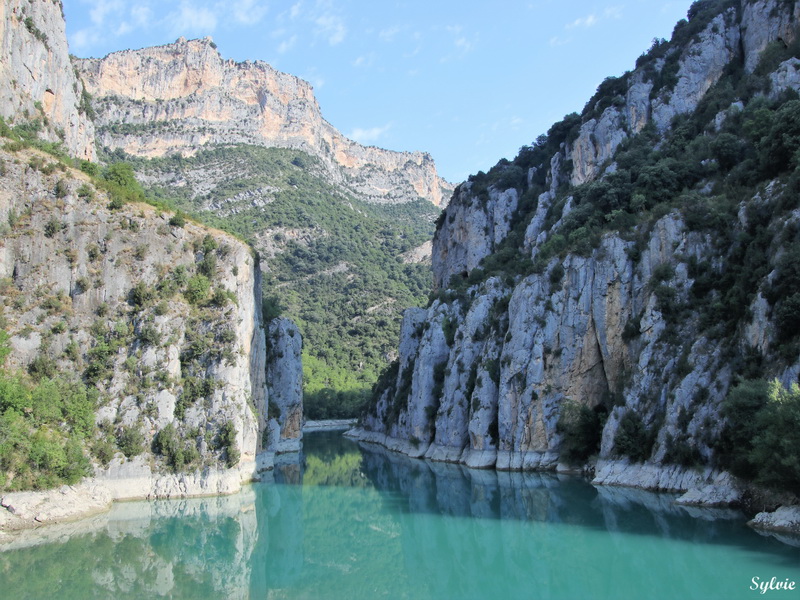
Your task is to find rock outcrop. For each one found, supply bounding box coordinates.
[354,0,800,509]
[0,145,301,504]
[73,37,452,207]
[0,0,95,160]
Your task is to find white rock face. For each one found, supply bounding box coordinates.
[769,57,800,98]
[432,182,518,289]
[748,505,800,534]
[0,146,289,502]
[264,318,303,454]
[652,11,741,131]
[570,108,628,186]
[0,0,95,159]
[741,0,800,73]
[73,37,451,207]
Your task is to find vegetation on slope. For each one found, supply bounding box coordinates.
[108,145,438,418]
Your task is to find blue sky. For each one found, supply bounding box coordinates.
[63,0,694,184]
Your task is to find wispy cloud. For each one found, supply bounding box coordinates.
[352,53,377,68]
[549,35,572,47]
[349,123,392,145]
[232,0,269,26]
[440,24,475,62]
[169,1,218,36]
[379,26,401,42]
[277,35,297,54]
[314,13,346,45]
[566,6,623,30]
[566,14,598,29]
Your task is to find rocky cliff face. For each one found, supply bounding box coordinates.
[73,37,451,207]
[0,0,95,160]
[357,0,800,496]
[0,145,302,498]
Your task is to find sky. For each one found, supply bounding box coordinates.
[63,0,695,184]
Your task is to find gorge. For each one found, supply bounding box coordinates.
[1,0,800,569]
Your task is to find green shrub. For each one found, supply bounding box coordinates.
[116,425,145,458]
[614,411,655,462]
[44,218,61,238]
[130,281,155,307]
[54,179,69,199]
[719,379,800,493]
[184,274,210,304]
[557,402,607,463]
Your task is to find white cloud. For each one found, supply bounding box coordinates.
[70,28,101,54]
[89,0,124,26]
[349,123,392,145]
[352,53,376,68]
[567,14,598,29]
[379,26,400,42]
[549,35,572,47]
[604,5,623,19]
[171,1,218,36]
[277,35,297,53]
[315,14,346,45]
[232,0,269,26]
[130,4,152,26]
[440,25,475,62]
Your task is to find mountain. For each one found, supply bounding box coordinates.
[73,36,452,207]
[70,38,452,418]
[0,0,301,517]
[353,0,800,511]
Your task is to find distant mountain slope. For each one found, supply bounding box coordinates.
[74,37,452,207]
[124,145,438,418]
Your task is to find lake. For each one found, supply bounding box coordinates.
[1,430,798,599]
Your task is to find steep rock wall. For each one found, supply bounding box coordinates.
[0,0,95,160]
[73,37,451,207]
[0,146,292,498]
[355,0,800,499]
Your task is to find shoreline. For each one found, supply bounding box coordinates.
[0,455,272,541]
[303,419,358,431]
[344,427,800,539]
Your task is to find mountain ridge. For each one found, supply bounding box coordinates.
[74,36,453,208]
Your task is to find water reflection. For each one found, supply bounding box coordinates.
[1,432,798,600]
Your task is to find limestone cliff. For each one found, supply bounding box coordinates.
[356,0,800,499]
[0,145,303,499]
[73,37,452,207]
[0,0,95,160]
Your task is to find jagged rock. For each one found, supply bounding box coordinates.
[0,0,95,159]
[748,505,800,534]
[652,11,741,131]
[73,37,451,207]
[742,0,800,73]
[355,1,800,505]
[432,183,518,289]
[769,57,800,98]
[264,317,303,454]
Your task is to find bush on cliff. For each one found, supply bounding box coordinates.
[719,379,800,494]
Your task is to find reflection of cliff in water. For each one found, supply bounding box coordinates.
[356,441,798,600]
[250,454,305,595]
[0,491,260,599]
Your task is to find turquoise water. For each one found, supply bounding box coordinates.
[1,431,798,599]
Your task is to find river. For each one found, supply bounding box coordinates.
[1,430,798,599]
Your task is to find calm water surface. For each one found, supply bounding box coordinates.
[1,431,798,599]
